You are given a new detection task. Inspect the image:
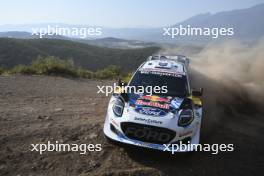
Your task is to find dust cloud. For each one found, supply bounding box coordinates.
[192,40,264,101]
[160,39,264,117]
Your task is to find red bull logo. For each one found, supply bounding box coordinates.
[136,95,170,110]
[140,95,170,103]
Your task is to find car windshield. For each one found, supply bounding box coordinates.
[129,71,188,97]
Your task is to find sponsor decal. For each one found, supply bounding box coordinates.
[139,68,183,77]
[141,95,170,103]
[134,117,162,125]
[135,107,167,116]
[124,126,171,143]
[131,95,187,113]
[135,95,171,110]
[171,97,184,109]
[136,99,170,109]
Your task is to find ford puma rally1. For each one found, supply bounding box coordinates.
[103,55,203,152]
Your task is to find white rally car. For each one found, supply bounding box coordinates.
[103,55,203,152]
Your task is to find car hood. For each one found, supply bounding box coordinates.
[127,94,185,117]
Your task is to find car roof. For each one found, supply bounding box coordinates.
[139,59,186,76]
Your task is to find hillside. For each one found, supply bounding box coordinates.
[74,37,158,49]
[0,32,158,49]
[0,31,68,40]
[0,38,159,71]
[0,31,34,39]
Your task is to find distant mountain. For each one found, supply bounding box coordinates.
[169,3,264,41]
[99,3,264,42]
[74,37,158,49]
[0,3,263,42]
[0,31,67,40]
[0,38,159,71]
[0,31,33,39]
[95,37,128,42]
[0,32,158,49]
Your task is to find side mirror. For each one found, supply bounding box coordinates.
[192,88,203,97]
[114,79,128,97]
[117,78,127,87]
[120,92,129,102]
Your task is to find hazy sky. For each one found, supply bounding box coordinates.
[0,0,263,27]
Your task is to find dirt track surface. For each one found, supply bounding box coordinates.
[0,75,263,176]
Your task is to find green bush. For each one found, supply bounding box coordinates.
[122,72,133,83]
[76,69,94,79]
[0,66,5,75]
[94,65,121,79]
[31,56,77,76]
[6,56,124,79]
[9,65,36,74]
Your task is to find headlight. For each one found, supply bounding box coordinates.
[178,109,194,127]
[112,97,125,117]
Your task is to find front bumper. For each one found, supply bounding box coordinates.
[103,113,201,152]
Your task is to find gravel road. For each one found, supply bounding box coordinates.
[0,75,263,176]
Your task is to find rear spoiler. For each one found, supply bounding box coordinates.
[147,55,189,67]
